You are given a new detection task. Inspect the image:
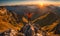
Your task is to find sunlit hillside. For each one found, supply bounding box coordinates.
[0,7,24,33]
[0,5,60,36]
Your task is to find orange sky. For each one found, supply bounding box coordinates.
[0,1,60,6]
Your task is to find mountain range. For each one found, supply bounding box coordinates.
[0,5,60,36]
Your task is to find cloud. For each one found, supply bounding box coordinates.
[0,0,60,2]
[0,0,39,3]
[49,0,60,1]
[0,0,60,6]
[44,0,60,1]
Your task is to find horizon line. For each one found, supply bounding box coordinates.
[0,1,60,6]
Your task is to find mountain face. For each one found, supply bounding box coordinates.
[0,7,24,33]
[0,5,60,36]
[19,12,60,36]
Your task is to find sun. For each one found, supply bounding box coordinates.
[38,2,45,8]
[40,3,44,6]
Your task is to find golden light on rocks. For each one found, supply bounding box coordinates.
[0,8,7,14]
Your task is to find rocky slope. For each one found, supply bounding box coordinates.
[0,5,60,36]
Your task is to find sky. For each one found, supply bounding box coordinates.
[0,0,60,6]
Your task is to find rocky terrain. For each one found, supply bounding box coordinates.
[0,5,60,36]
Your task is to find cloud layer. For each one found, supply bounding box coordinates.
[0,0,38,1]
[0,0,60,6]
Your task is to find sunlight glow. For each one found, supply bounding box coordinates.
[40,3,44,7]
[0,1,60,6]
